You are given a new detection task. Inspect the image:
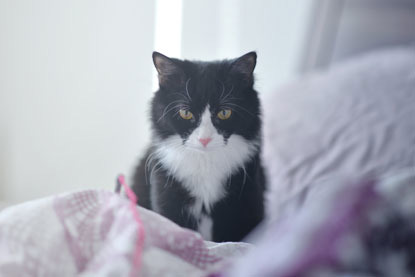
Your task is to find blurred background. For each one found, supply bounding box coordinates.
[1,0,414,206]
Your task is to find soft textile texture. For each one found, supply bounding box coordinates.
[262,46,415,218]
[221,46,415,276]
[224,169,415,277]
[0,190,249,276]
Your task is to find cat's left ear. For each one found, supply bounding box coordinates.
[231,51,257,80]
[153,51,185,88]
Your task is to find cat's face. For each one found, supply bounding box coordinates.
[150,52,261,152]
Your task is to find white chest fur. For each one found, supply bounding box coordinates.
[154,133,257,210]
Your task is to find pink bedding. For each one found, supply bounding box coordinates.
[0,189,249,276]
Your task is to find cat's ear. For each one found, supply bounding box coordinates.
[231,51,257,80]
[153,52,184,87]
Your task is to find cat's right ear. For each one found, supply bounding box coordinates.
[152,52,184,88]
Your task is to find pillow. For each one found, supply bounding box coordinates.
[262,46,415,218]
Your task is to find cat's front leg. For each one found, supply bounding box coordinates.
[152,171,198,231]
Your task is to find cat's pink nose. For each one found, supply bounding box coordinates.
[199,137,212,147]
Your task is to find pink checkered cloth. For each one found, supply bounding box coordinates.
[0,190,250,276]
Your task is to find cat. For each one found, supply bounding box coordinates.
[132,51,265,242]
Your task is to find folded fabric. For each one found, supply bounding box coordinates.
[0,189,250,276]
[222,168,415,277]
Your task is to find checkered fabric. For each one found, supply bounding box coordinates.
[0,190,249,276]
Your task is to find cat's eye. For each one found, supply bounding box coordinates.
[217,109,232,120]
[179,109,193,120]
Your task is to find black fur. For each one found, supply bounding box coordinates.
[132,52,265,242]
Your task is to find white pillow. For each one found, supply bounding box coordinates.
[262,47,415,218]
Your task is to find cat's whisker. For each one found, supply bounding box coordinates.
[163,140,185,150]
[148,150,165,181]
[239,166,248,199]
[170,92,191,102]
[166,104,188,116]
[150,160,163,176]
[164,99,185,108]
[185,78,192,102]
[157,100,184,122]
[157,103,188,122]
[163,100,187,111]
[219,80,226,101]
[223,103,256,118]
[164,174,172,188]
[219,85,234,104]
[144,151,159,186]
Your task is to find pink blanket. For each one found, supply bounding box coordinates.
[0,189,249,276]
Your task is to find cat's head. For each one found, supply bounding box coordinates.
[150,52,261,152]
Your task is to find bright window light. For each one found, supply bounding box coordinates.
[153,0,183,90]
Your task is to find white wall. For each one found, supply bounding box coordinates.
[0,0,156,204]
[0,0,314,205]
[181,0,314,93]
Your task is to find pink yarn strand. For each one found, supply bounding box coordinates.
[117,174,145,277]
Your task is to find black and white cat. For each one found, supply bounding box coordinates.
[132,52,265,242]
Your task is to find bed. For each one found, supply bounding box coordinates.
[1,46,414,276]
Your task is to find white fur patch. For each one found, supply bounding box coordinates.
[152,107,258,239]
[198,215,213,241]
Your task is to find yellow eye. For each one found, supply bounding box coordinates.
[179,109,193,120]
[217,109,232,120]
